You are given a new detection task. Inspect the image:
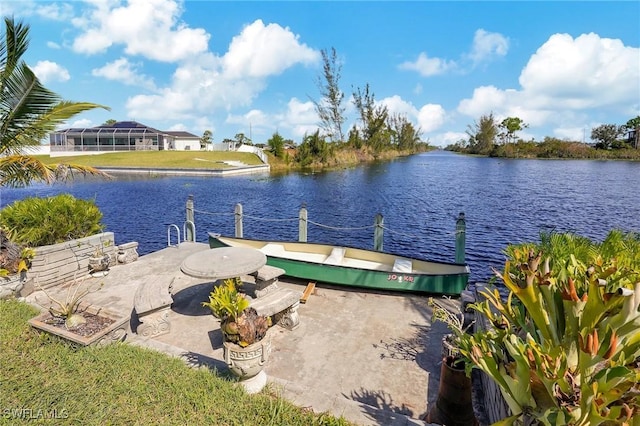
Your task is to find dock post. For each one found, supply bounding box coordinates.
[235,203,243,238]
[299,206,307,242]
[374,213,384,251]
[455,212,466,264]
[185,195,194,242]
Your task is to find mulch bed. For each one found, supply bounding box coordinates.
[43,312,115,337]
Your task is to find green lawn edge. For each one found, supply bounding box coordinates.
[0,299,352,425]
[37,151,264,170]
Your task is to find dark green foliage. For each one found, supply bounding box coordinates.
[465,113,498,154]
[591,124,624,150]
[352,84,390,152]
[295,130,330,166]
[0,194,104,246]
[388,113,422,150]
[267,132,285,158]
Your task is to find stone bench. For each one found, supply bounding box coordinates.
[134,275,174,337]
[249,265,286,298]
[250,287,301,330]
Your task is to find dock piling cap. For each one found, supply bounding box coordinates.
[180,247,266,280]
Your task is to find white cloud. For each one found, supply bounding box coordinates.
[31,60,70,83]
[457,33,639,135]
[280,98,321,139]
[398,52,456,77]
[417,104,446,133]
[468,29,509,65]
[68,118,93,128]
[167,123,187,131]
[222,20,319,78]
[380,96,446,134]
[552,126,586,141]
[71,0,210,62]
[92,57,156,90]
[2,1,75,21]
[47,41,61,49]
[519,33,639,109]
[400,29,508,77]
[126,20,320,126]
[457,85,507,117]
[432,131,468,147]
[225,109,269,128]
[226,109,270,138]
[381,95,418,117]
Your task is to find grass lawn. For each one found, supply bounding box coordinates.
[0,300,351,425]
[36,151,264,170]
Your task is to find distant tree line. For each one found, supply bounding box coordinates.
[446,114,640,160]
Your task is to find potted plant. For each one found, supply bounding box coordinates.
[457,230,640,425]
[88,240,113,276]
[202,277,271,393]
[426,297,479,426]
[28,274,128,346]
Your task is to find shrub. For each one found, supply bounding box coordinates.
[0,194,104,246]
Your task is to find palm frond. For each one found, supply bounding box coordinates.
[1,17,110,186]
[0,155,110,187]
[0,155,56,187]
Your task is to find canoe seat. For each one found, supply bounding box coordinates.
[260,243,286,256]
[392,258,412,273]
[323,247,346,265]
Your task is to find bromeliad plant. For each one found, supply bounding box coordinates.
[455,230,640,426]
[202,277,269,347]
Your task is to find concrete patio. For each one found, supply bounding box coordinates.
[25,242,461,426]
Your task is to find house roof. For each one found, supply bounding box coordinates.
[55,121,198,137]
[94,121,163,132]
[164,131,199,138]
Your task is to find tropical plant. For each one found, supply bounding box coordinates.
[0,194,104,247]
[202,277,269,347]
[33,273,104,329]
[0,16,109,187]
[456,230,640,425]
[0,229,34,276]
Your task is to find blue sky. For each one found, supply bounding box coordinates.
[2,1,639,147]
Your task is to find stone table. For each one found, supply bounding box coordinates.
[180,246,266,280]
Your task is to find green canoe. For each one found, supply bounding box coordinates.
[208,233,469,296]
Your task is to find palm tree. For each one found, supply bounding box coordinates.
[0,16,109,187]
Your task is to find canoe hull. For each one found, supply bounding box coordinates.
[208,233,469,296]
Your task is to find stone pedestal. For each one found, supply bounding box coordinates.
[117,242,139,264]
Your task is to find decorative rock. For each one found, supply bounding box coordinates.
[0,274,26,300]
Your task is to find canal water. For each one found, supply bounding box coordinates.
[2,151,639,283]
